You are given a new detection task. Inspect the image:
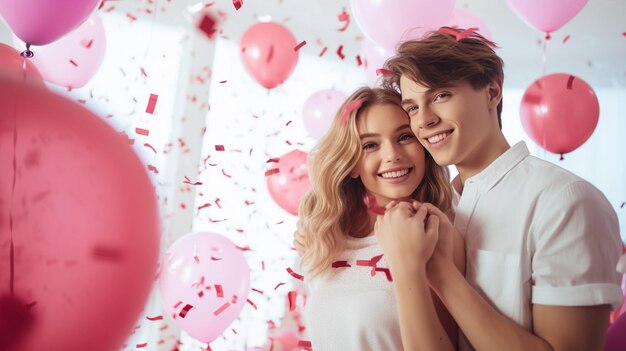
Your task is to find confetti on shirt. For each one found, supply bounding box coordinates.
[332,260,351,268]
[145,93,158,114]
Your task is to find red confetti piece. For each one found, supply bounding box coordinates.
[179,304,193,318]
[266,158,280,163]
[82,39,94,48]
[285,120,292,126]
[566,75,575,89]
[332,260,351,268]
[233,0,242,10]
[213,302,231,316]
[266,45,274,62]
[375,267,393,281]
[135,127,149,136]
[246,298,257,310]
[622,32,626,37]
[92,245,123,261]
[298,340,313,348]
[143,143,157,154]
[194,255,200,264]
[215,284,224,297]
[356,55,362,66]
[184,176,203,186]
[288,290,297,311]
[274,282,285,290]
[340,99,362,126]
[140,67,148,77]
[136,342,148,348]
[198,13,217,39]
[286,267,304,281]
[252,288,264,294]
[198,290,204,298]
[336,45,345,59]
[231,295,238,304]
[294,40,307,51]
[69,59,78,67]
[145,93,158,114]
[376,68,394,76]
[337,8,350,32]
[215,144,225,151]
[265,168,280,176]
[219,80,227,84]
[621,202,625,208]
[563,35,570,44]
[198,203,212,211]
[319,46,328,57]
[146,315,164,321]
[221,169,232,178]
[126,13,137,21]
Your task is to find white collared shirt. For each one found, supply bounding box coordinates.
[454,142,623,350]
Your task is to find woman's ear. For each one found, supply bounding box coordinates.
[350,171,359,179]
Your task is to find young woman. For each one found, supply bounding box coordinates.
[296,87,465,350]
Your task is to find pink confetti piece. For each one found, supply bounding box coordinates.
[213,302,231,316]
[215,284,224,297]
[337,8,350,32]
[183,176,203,186]
[562,35,570,44]
[233,0,243,10]
[286,267,304,281]
[246,298,257,310]
[340,99,362,126]
[266,45,274,62]
[294,40,307,51]
[126,13,137,21]
[140,67,148,77]
[146,315,164,321]
[265,168,280,176]
[376,68,393,76]
[69,59,78,67]
[319,46,328,57]
[179,304,193,318]
[135,128,150,136]
[145,93,158,114]
[82,39,94,48]
[219,80,227,83]
[215,144,225,151]
[288,290,297,311]
[143,143,157,154]
[336,45,345,59]
[194,255,200,264]
[221,169,232,178]
[274,282,286,290]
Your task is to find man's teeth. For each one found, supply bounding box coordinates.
[380,168,410,179]
[427,132,449,143]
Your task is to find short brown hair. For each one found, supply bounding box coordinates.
[382,27,504,128]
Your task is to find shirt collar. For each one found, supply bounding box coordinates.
[452,141,530,195]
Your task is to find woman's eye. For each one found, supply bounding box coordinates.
[398,134,415,142]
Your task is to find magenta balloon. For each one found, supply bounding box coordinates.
[0,0,100,46]
[302,89,347,139]
[13,13,106,89]
[0,43,44,86]
[506,0,588,33]
[350,0,455,50]
[520,73,599,155]
[266,150,310,216]
[360,38,394,87]
[447,8,493,40]
[159,232,250,343]
[240,22,299,89]
[0,74,159,351]
[606,313,626,351]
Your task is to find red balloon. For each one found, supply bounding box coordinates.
[520,73,599,155]
[0,74,159,351]
[240,22,299,89]
[266,150,310,216]
[0,42,44,86]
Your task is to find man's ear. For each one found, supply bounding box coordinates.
[487,79,502,108]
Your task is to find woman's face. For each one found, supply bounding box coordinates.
[351,103,426,207]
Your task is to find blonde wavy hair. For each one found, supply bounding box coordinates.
[298,87,453,278]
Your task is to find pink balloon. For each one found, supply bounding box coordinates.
[302,89,347,139]
[506,0,588,34]
[360,38,394,87]
[447,8,493,40]
[0,74,159,351]
[159,232,250,343]
[606,312,626,351]
[0,0,100,46]
[350,0,455,50]
[0,43,44,86]
[13,13,106,89]
[520,73,599,155]
[240,22,299,89]
[266,150,310,216]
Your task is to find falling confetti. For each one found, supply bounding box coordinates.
[145,93,158,114]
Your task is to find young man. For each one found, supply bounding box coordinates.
[375,27,623,351]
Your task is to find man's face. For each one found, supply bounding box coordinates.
[399,75,500,171]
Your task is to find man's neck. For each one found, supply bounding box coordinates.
[456,133,510,188]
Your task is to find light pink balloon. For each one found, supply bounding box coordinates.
[266,150,310,216]
[0,0,100,46]
[520,73,599,155]
[302,89,347,139]
[240,22,299,89]
[447,8,493,40]
[360,38,394,87]
[350,0,454,51]
[506,0,588,33]
[0,42,44,86]
[0,74,159,351]
[159,232,251,343]
[13,13,106,89]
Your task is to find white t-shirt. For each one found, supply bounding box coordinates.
[454,142,623,350]
[303,235,403,351]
